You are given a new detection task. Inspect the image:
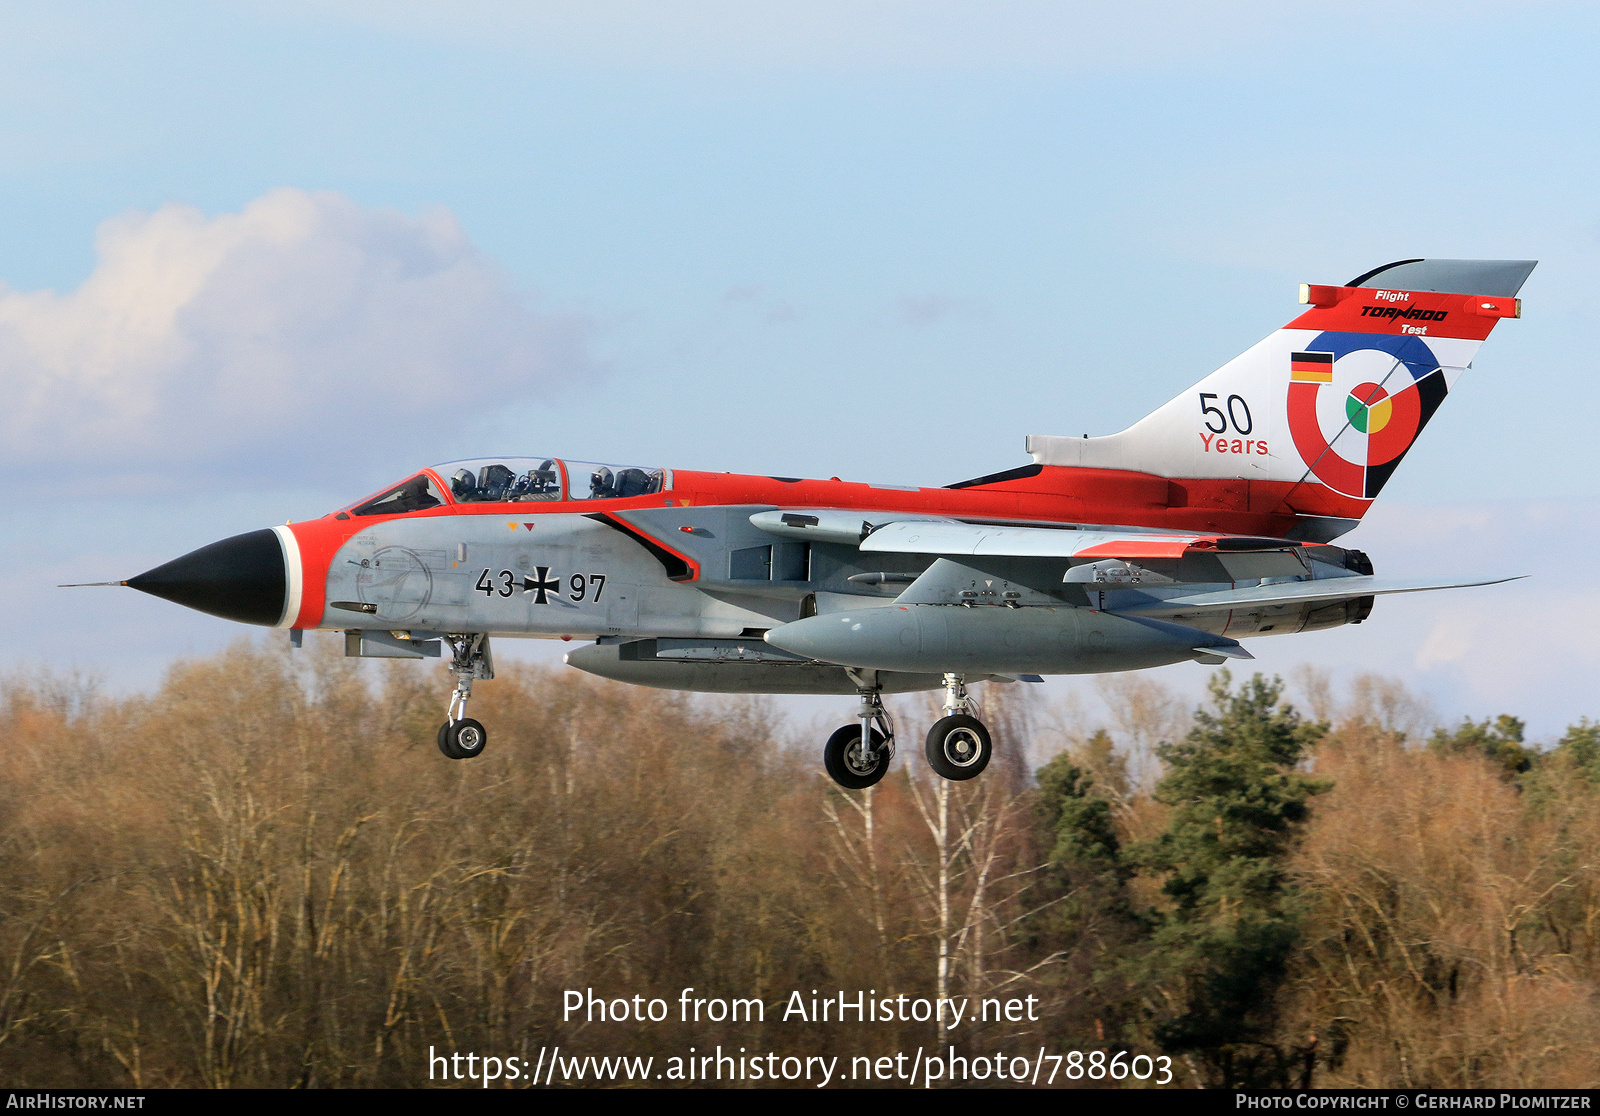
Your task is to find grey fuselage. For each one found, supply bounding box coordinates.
[318,502,1370,693]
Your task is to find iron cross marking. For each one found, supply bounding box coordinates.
[522,567,561,604]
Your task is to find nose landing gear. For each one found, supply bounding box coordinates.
[437,633,493,760]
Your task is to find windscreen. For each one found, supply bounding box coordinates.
[349,473,447,517]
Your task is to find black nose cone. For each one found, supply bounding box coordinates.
[127,528,288,627]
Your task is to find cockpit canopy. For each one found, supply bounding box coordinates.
[345,457,668,517]
[442,458,562,503]
[436,458,667,502]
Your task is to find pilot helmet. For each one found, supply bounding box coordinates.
[590,467,614,497]
[450,469,475,498]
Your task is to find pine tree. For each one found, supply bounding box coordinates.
[1030,749,1144,1044]
[1553,718,1600,780]
[1136,671,1328,1088]
[1429,714,1534,778]
[1036,751,1125,883]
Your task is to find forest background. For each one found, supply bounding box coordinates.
[2,635,1596,1090]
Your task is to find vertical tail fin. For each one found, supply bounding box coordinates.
[1027,259,1534,536]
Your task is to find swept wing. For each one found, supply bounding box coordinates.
[1115,574,1520,616]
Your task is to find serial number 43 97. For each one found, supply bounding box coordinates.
[474,567,606,603]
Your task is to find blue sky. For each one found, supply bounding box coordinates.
[4,2,1597,737]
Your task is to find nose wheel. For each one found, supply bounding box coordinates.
[437,718,488,760]
[437,634,493,760]
[924,673,992,781]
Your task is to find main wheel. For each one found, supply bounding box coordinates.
[823,724,892,789]
[440,718,487,760]
[925,714,991,780]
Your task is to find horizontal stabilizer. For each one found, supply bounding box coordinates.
[1116,573,1520,616]
[1116,613,1254,663]
[1196,643,1255,660]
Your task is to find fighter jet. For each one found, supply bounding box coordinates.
[82,258,1533,787]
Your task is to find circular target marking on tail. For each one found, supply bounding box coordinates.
[1286,332,1446,500]
[1344,383,1392,434]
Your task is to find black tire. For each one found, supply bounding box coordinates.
[442,718,487,760]
[436,721,458,758]
[823,724,892,789]
[925,714,991,780]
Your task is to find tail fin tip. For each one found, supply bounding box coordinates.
[1027,257,1536,523]
[1344,258,1537,297]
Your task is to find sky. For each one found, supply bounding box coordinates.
[4,1,1598,740]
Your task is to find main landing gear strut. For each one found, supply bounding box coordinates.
[924,673,992,781]
[819,671,994,789]
[822,670,897,789]
[437,633,493,760]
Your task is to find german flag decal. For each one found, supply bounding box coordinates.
[1290,351,1334,382]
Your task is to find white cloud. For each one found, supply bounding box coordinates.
[1414,610,1483,671]
[0,188,599,489]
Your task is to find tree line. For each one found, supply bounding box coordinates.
[0,636,1596,1088]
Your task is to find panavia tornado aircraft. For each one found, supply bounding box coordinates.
[81,258,1533,787]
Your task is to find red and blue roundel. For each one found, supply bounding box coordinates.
[1286,332,1447,499]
